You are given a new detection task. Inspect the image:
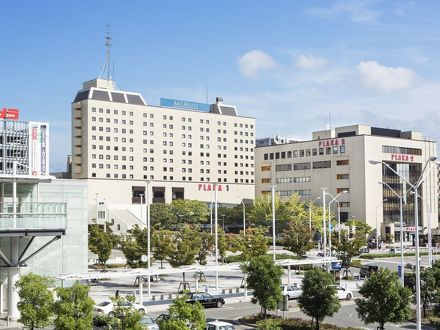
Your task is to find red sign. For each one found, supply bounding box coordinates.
[0,108,19,120]
[198,184,224,192]
[391,154,414,162]
[318,138,345,147]
[404,226,416,232]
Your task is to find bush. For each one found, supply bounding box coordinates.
[225,253,302,263]
[256,318,282,330]
[359,252,429,259]
[243,315,362,329]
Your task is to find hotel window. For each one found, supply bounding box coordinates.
[312,148,317,156]
[337,174,349,180]
[326,147,331,155]
[333,146,339,154]
[293,150,298,158]
[281,152,286,159]
[287,151,292,158]
[319,148,324,155]
[276,177,292,184]
[340,145,346,153]
[264,154,269,160]
[340,202,350,207]
[261,165,271,172]
[382,145,422,155]
[337,159,349,166]
[306,149,311,157]
[337,188,349,193]
[294,162,311,170]
[299,150,305,157]
[276,164,292,171]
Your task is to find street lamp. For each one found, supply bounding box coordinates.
[411,191,433,267]
[214,183,219,292]
[375,198,388,250]
[209,202,213,235]
[139,194,144,227]
[145,180,152,298]
[241,200,246,237]
[326,191,348,253]
[321,188,327,257]
[309,197,321,236]
[379,181,406,286]
[370,156,437,330]
[270,185,277,262]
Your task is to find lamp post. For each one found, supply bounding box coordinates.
[326,191,348,256]
[145,180,152,298]
[270,185,277,262]
[214,183,219,292]
[379,181,406,286]
[139,194,144,226]
[411,192,433,267]
[309,197,321,236]
[321,188,327,256]
[370,157,437,330]
[241,200,246,237]
[210,202,213,235]
[375,198,388,250]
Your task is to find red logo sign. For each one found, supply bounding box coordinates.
[0,108,19,120]
[198,184,223,192]
[391,154,414,162]
[318,138,345,147]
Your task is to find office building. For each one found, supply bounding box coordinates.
[255,124,438,241]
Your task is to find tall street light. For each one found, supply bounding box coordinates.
[145,180,152,298]
[309,197,321,237]
[375,198,387,250]
[270,185,277,262]
[321,188,327,257]
[209,202,213,235]
[214,183,219,292]
[326,191,348,254]
[411,192,433,267]
[379,181,406,286]
[241,200,246,237]
[370,156,437,330]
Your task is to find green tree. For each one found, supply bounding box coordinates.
[53,282,95,330]
[152,229,175,268]
[346,219,371,239]
[171,200,209,226]
[298,268,340,330]
[336,229,365,277]
[15,273,54,330]
[160,295,205,330]
[241,256,283,317]
[150,203,176,229]
[196,231,214,265]
[168,225,202,282]
[109,295,143,330]
[121,236,147,269]
[88,224,113,269]
[421,267,438,318]
[355,269,412,330]
[282,219,313,257]
[237,227,269,261]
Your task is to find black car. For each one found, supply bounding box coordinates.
[186,292,225,308]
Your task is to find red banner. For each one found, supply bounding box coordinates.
[0,108,19,120]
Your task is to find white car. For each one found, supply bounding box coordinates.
[138,316,159,330]
[281,284,302,299]
[94,300,146,317]
[206,320,236,330]
[331,285,353,300]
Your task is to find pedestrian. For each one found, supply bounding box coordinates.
[115,289,119,297]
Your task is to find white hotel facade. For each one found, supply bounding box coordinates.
[71,79,255,231]
[255,125,438,241]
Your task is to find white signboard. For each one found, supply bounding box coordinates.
[28,122,49,177]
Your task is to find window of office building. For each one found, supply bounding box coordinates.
[337,159,349,166]
[337,174,349,180]
[261,178,271,183]
[276,164,292,171]
[261,165,271,171]
[313,161,331,169]
[293,162,311,170]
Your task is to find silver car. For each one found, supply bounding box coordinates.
[138,316,159,330]
[281,284,302,300]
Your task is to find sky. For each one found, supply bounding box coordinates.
[1,0,440,172]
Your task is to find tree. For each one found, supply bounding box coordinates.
[196,231,214,265]
[237,227,269,261]
[88,224,113,269]
[421,267,438,317]
[346,219,371,239]
[121,225,149,268]
[282,220,313,257]
[356,269,412,330]
[109,295,143,330]
[15,273,54,330]
[168,225,202,282]
[298,268,340,330]
[152,229,175,268]
[171,200,209,226]
[241,256,283,317]
[160,295,205,330]
[336,229,365,277]
[150,203,176,229]
[53,282,95,330]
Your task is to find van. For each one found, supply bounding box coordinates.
[360,265,378,278]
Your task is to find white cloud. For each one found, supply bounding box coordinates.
[307,0,379,23]
[295,54,328,70]
[237,50,278,78]
[357,61,417,92]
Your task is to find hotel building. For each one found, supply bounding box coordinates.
[255,125,438,240]
[71,79,255,231]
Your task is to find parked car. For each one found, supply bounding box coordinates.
[281,284,302,300]
[186,292,225,308]
[359,247,370,253]
[359,265,378,279]
[206,320,236,330]
[155,314,170,323]
[94,300,146,317]
[331,285,353,300]
[138,316,159,330]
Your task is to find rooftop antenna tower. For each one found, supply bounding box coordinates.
[99,25,112,81]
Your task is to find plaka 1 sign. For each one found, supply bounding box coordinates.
[198,184,229,192]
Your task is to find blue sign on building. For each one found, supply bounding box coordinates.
[331,262,342,271]
[160,98,210,112]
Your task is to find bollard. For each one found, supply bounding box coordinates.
[222,289,226,294]
[229,288,232,294]
[161,294,164,300]
[236,288,239,293]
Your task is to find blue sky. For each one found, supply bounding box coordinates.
[1,1,440,171]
